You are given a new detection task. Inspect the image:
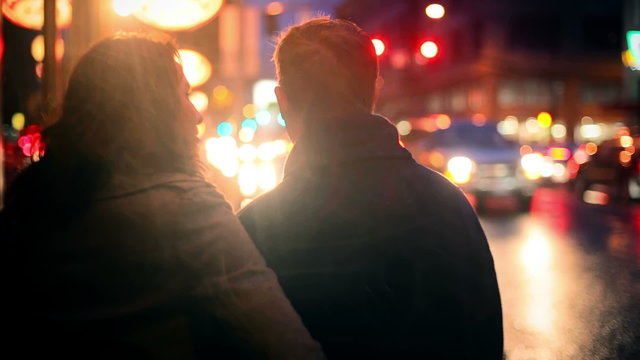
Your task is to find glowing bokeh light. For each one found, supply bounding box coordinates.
[133,0,224,31]
[11,113,25,131]
[2,0,72,30]
[425,3,445,19]
[216,121,233,137]
[447,156,474,184]
[177,49,212,88]
[371,38,385,56]
[256,109,272,126]
[551,124,567,139]
[396,120,412,136]
[238,144,257,163]
[257,163,278,191]
[620,135,633,148]
[620,150,632,164]
[277,113,286,126]
[30,34,64,62]
[188,90,209,113]
[585,142,598,156]
[257,142,278,161]
[580,124,602,139]
[241,118,258,131]
[498,116,519,136]
[242,104,257,119]
[196,122,206,138]
[266,1,284,16]
[435,114,451,129]
[113,0,143,16]
[420,41,438,58]
[520,145,533,156]
[239,163,258,196]
[238,127,255,143]
[536,111,552,128]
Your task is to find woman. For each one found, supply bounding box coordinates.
[1,34,323,359]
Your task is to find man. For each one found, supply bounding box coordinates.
[239,18,503,359]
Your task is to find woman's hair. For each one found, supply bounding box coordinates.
[273,18,379,119]
[47,33,200,178]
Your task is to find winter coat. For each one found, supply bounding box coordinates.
[1,162,324,360]
[239,113,504,359]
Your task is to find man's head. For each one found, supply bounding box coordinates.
[274,18,379,140]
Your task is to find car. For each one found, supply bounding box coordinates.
[410,120,540,211]
[573,134,639,204]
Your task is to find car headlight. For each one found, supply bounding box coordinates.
[520,153,544,180]
[447,156,475,184]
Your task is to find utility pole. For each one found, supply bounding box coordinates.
[42,0,58,124]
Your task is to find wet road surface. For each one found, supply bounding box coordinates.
[481,186,640,360]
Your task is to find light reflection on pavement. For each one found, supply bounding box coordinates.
[481,187,640,360]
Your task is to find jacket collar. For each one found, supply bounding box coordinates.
[284,113,412,178]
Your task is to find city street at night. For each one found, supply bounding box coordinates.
[483,187,640,359]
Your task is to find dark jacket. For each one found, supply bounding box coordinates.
[239,114,503,359]
[1,161,323,359]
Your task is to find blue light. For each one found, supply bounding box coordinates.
[277,113,286,126]
[241,118,258,131]
[256,109,272,126]
[217,121,233,137]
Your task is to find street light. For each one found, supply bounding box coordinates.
[425,3,445,19]
[420,41,438,59]
[371,38,386,56]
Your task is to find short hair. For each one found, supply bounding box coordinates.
[274,18,379,119]
[47,33,200,177]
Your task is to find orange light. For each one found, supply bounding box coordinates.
[620,150,632,165]
[428,151,445,168]
[371,38,386,56]
[548,147,571,161]
[2,0,72,30]
[620,135,633,148]
[520,145,533,156]
[425,3,445,19]
[398,139,406,148]
[471,113,487,126]
[420,41,438,59]
[31,34,64,62]
[266,2,284,15]
[133,0,225,31]
[585,142,598,156]
[435,114,450,129]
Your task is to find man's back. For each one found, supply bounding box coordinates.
[239,114,503,359]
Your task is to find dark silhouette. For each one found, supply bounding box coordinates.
[239,18,503,359]
[1,35,323,359]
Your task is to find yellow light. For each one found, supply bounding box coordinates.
[196,123,206,138]
[257,163,278,191]
[177,49,212,88]
[425,3,445,19]
[242,104,257,119]
[133,0,225,31]
[11,113,25,131]
[266,1,284,15]
[238,163,258,196]
[371,38,385,56]
[420,41,438,59]
[620,135,633,148]
[30,34,64,62]
[585,142,598,156]
[536,111,552,128]
[188,91,209,113]
[273,139,289,155]
[204,136,238,175]
[113,0,143,16]
[2,0,72,30]
[447,156,474,184]
[238,127,255,143]
[213,85,229,100]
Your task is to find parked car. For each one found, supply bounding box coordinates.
[411,120,540,210]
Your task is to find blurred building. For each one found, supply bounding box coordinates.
[337,0,627,143]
